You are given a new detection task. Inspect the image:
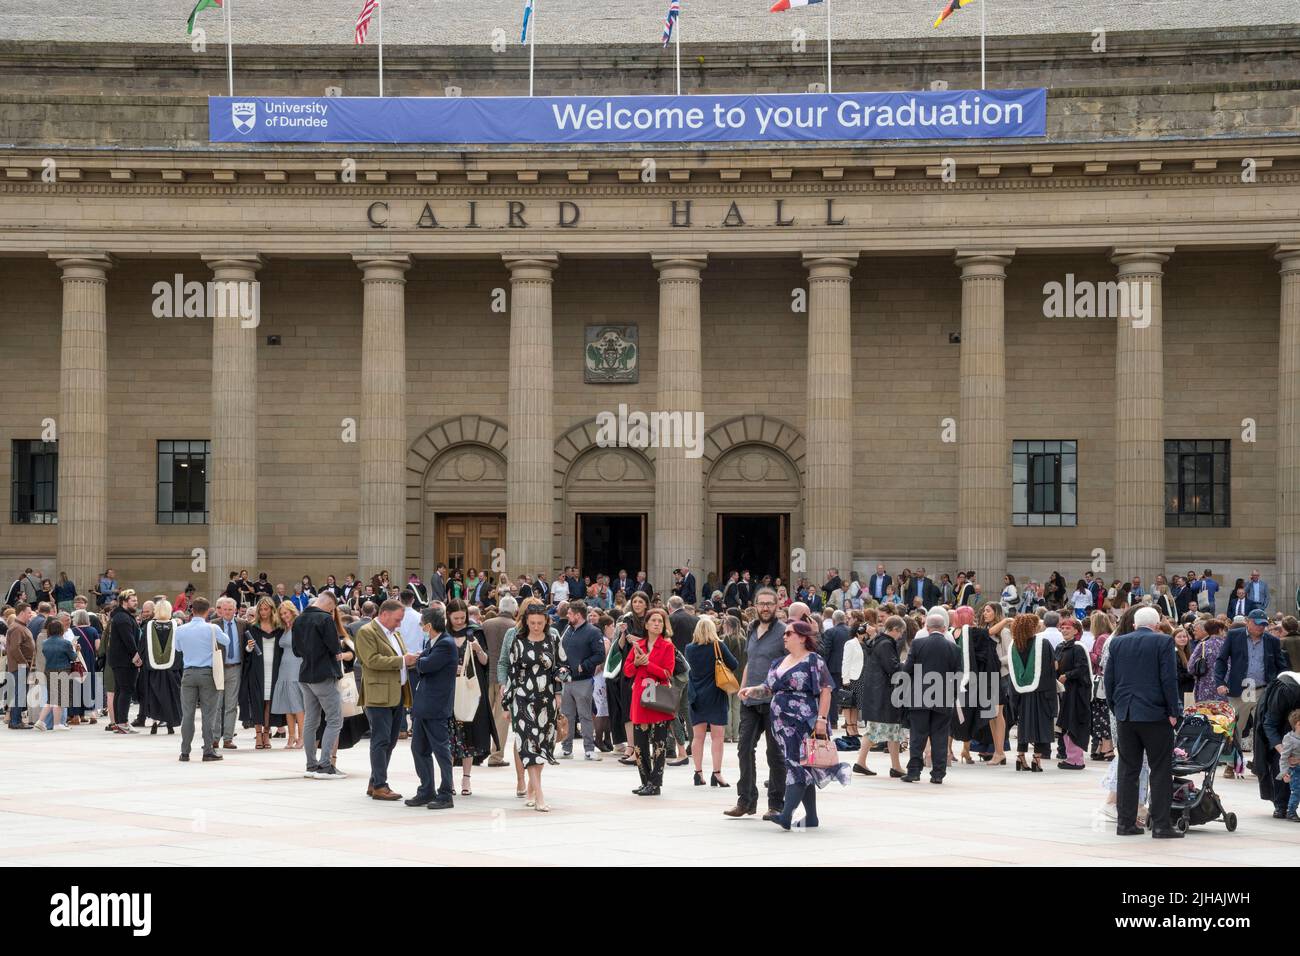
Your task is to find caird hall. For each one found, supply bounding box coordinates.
[1,0,1299,605]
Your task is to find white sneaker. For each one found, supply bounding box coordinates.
[54,724,71,732]
[559,751,574,760]
[584,752,602,761]
[34,723,47,732]
[313,766,347,779]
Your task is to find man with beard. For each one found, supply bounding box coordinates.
[723,587,787,820]
[106,590,142,734]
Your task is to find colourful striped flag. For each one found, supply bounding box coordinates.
[355,0,379,44]
[662,0,679,47]
[933,0,976,27]
[186,0,222,35]
[521,0,534,42]
[769,0,821,9]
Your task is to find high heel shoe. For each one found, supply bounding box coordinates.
[989,756,1006,766]
[960,753,974,765]
[1015,756,1029,772]
[693,771,705,786]
[711,772,730,788]
[1030,759,1043,773]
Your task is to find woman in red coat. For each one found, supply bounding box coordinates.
[624,606,677,796]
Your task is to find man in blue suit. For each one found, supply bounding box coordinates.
[1244,569,1270,614]
[407,606,459,810]
[1103,606,1183,839]
[1214,608,1287,754]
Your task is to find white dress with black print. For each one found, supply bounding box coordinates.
[506,635,570,768]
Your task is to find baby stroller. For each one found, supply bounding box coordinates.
[1169,708,1238,833]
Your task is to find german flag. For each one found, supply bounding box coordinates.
[933,0,976,28]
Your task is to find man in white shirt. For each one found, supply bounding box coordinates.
[397,589,425,738]
[1040,610,1065,650]
[551,575,569,606]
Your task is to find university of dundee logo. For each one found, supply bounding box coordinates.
[232,101,257,134]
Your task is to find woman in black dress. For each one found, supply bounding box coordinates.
[506,604,570,812]
[1008,613,1057,772]
[608,591,650,763]
[1055,616,1092,770]
[446,598,494,795]
[240,597,284,749]
[138,600,181,734]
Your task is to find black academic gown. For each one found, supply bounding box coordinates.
[138,621,182,726]
[1008,636,1058,746]
[452,626,498,762]
[952,626,1001,743]
[239,626,285,728]
[1253,674,1300,805]
[1054,638,1091,746]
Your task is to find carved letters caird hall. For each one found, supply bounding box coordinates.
[365,199,850,229]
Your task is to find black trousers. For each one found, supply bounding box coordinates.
[633,721,668,787]
[737,703,786,812]
[364,704,401,790]
[111,666,137,724]
[907,709,952,780]
[411,715,454,800]
[1116,719,1173,830]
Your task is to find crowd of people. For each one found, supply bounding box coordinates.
[5,560,1300,834]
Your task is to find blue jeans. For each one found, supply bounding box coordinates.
[1288,765,1300,815]
[364,705,401,789]
[411,716,454,801]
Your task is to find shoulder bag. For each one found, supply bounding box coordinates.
[453,639,482,722]
[713,642,740,695]
[800,731,839,768]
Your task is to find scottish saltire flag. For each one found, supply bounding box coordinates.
[769,0,821,10]
[355,0,378,44]
[521,0,534,42]
[933,0,976,27]
[662,0,679,46]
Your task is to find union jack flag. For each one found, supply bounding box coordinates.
[662,0,679,47]
[355,0,379,44]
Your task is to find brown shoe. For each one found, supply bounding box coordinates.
[371,786,403,801]
[722,804,756,818]
[366,785,374,796]
[398,731,410,740]
[222,740,237,750]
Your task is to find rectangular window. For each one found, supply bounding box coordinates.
[11,440,58,524]
[1012,440,1077,527]
[157,440,210,524]
[1165,439,1229,527]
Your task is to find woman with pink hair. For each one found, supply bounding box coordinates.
[950,604,1002,766]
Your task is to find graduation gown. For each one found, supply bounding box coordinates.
[239,626,286,728]
[1054,638,1092,746]
[1007,635,1057,745]
[138,621,182,726]
[452,626,498,762]
[952,626,1001,743]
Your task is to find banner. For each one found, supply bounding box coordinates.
[209,89,1046,144]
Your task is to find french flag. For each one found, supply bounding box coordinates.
[769,0,821,10]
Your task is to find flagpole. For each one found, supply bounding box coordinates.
[980,0,986,90]
[674,8,681,96]
[224,0,233,96]
[529,0,537,96]
[825,0,832,93]
[378,0,384,96]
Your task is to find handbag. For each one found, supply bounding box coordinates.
[1190,643,1209,679]
[453,641,482,722]
[337,670,362,718]
[640,677,680,715]
[800,732,839,769]
[713,642,739,695]
[834,686,855,708]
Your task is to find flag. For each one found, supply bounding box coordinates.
[933,0,976,28]
[521,0,534,42]
[355,0,379,44]
[662,0,679,47]
[769,0,820,9]
[186,0,222,35]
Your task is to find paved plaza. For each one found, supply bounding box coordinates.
[3,728,1295,867]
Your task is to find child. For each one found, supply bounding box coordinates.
[1280,709,1300,822]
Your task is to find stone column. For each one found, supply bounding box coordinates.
[803,254,857,581]
[203,254,263,588]
[1276,245,1300,613]
[1110,248,1170,587]
[504,254,558,577]
[51,253,113,594]
[955,251,1014,591]
[354,254,412,583]
[652,255,707,594]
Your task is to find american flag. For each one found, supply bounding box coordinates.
[662,0,680,47]
[355,0,379,44]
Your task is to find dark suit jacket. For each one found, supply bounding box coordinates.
[412,632,458,720]
[1225,596,1249,619]
[820,624,852,687]
[907,577,934,609]
[1213,627,1287,697]
[905,631,961,711]
[106,608,140,669]
[867,573,892,601]
[1103,628,1180,722]
[428,574,448,604]
[669,609,699,648]
[212,617,250,668]
[679,573,697,606]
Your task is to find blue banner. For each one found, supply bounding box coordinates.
[209,89,1046,145]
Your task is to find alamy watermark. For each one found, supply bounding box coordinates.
[595,404,705,459]
[152,274,261,327]
[1043,274,1152,328]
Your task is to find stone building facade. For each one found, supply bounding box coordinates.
[1,15,1299,605]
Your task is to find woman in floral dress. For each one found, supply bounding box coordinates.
[739,619,850,830]
[506,604,570,811]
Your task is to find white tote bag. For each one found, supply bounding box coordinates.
[453,643,482,722]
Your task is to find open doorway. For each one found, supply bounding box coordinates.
[717,513,787,583]
[577,513,646,583]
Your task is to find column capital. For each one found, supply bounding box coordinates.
[202,253,265,278]
[652,253,708,279]
[802,253,857,278]
[1274,243,1300,273]
[1109,247,1173,274]
[954,251,1014,277]
[353,253,412,282]
[49,252,114,280]
[502,253,559,280]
